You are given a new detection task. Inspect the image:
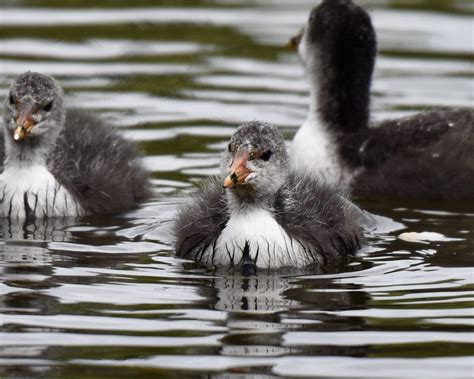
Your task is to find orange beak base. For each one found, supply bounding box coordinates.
[223,150,252,189]
[14,113,35,141]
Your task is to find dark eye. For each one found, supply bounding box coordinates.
[9,94,14,105]
[43,101,53,112]
[261,150,273,161]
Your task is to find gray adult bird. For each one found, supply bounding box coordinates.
[290,0,474,200]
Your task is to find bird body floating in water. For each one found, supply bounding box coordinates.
[1,71,151,219]
[175,121,363,270]
[289,0,474,201]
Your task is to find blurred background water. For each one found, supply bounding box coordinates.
[0,0,473,378]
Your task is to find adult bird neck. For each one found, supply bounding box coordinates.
[314,67,372,135]
[310,36,376,135]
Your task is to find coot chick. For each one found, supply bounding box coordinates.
[1,71,151,219]
[289,0,474,200]
[175,121,362,269]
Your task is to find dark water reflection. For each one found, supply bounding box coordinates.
[1,0,473,378]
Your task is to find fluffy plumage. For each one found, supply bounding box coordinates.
[175,121,362,269]
[1,72,151,219]
[50,109,151,214]
[291,0,474,200]
[343,109,474,200]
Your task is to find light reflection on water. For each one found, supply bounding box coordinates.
[0,0,473,378]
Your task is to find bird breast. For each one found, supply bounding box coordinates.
[0,165,84,219]
[290,113,351,186]
[201,208,314,268]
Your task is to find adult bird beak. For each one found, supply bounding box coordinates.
[223,150,252,189]
[14,106,35,141]
[286,29,303,50]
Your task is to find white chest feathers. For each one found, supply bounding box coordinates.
[290,114,352,187]
[202,208,313,269]
[0,165,84,219]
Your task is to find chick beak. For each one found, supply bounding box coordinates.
[223,150,252,189]
[14,108,35,141]
[286,29,303,50]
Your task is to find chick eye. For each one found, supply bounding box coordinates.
[9,94,14,106]
[228,143,235,153]
[261,150,273,161]
[43,101,53,112]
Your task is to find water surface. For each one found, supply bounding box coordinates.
[0,0,473,378]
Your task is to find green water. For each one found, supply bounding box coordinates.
[0,0,473,378]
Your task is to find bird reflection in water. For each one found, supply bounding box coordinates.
[0,217,74,303]
[209,265,370,359]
